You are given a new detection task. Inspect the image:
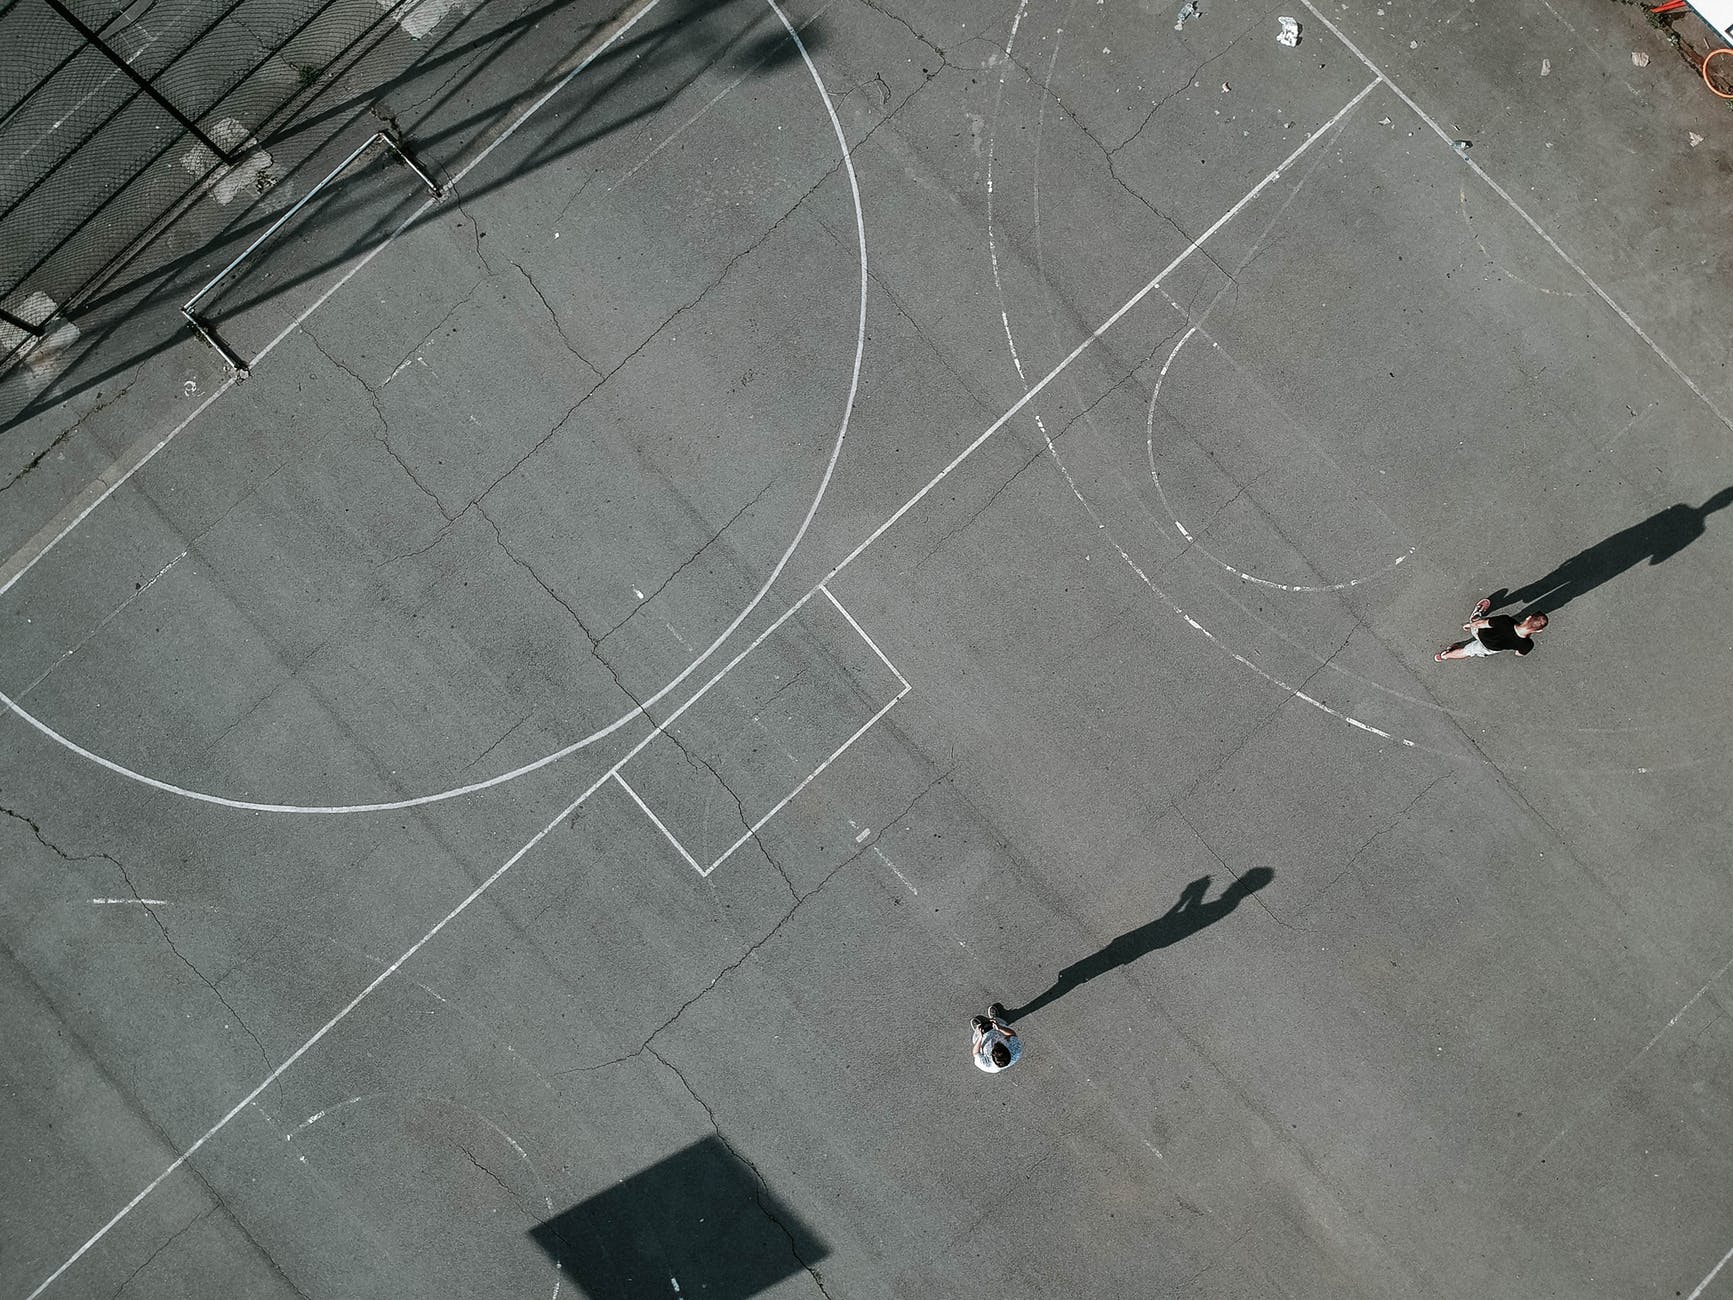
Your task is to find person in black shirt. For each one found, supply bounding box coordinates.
[1436,597,1547,661]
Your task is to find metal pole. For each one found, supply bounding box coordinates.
[179,129,443,374]
[41,0,238,164]
[182,132,389,314]
[381,131,442,197]
[183,310,249,377]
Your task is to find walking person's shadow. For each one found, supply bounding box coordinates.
[998,868,1274,1023]
[1488,486,1733,617]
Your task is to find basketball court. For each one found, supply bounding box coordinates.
[5,0,1733,1296]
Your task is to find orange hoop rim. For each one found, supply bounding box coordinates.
[1705,47,1733,98]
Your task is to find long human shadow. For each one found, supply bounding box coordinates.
[1000,867,1274,1023]
[1487,486,1733,617]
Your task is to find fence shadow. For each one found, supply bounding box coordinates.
[2,0,823,442]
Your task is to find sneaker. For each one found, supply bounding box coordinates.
[987,1003,1008,1022]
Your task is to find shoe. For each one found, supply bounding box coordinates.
[1471,598,1492,619]
[1435,650,1449,662]
[988,1003,1008,1022]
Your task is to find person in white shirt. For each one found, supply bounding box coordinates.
[970,1004,1021,1073]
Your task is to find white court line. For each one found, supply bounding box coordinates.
[24,71,1384,1300]
[11,550,185,703]
[1300,0,1733,436]
[1144,324,1414,590]
[807,77,1384,598]
[610,0,837,191]
[705,688,906,875]
[616,583,911,875]
[22,773,593,1300]
[820,583,910,691]
[874,845,917,896]
[1690,1243,1733,1300]
[0,380,237,599]
[2,0,874,818]
[613,771,704,873]
[21,2,861,1293]
[0,0,666,607]
[1515,948,1733,1181]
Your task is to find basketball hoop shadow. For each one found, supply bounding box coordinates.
[530,1135,829,1298]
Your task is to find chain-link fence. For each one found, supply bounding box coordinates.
[0,0,476,373]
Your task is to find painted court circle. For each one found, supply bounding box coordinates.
[0,0,870,817]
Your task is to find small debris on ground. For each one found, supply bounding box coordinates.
[1540,58,1551,76]
[1221,81,1230,92]
[1452,139,1472,156]
[1410,39,1419,49]
[1277,15,1300,46]
[1631,51,1650,67]
[1175,0,1198,31]
[1690,131,1705,147]
[1379,116,1393,126]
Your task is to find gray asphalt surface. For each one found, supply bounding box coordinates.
[5,0,1733,1296]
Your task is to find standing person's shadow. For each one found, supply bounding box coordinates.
[1488,486,1733,617]
[999,868,1274,1023]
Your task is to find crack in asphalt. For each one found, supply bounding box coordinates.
[855,0,944,63]
[981,31,1239,291]
[1266,771,1455,931]
[1111,23,1258,164]
[567,769,953,1077]
[108,1205,217,1298]
[1,805,271,1072]
[909,344,1171,573]
[0,375,137,496]
[681,735,797,899]
[645,1042,836,1298]
[298,37,943,560]
[510,259,600,371]
[460,387,592,516]
[374,266,492,390]
[474,500,603,649]
[756,663,812,713]
[854,249,1006,416]
[598,478,775,647]
[467,706,536,771]
[451,192,497,277]
[910,441,1045,575]
[375,510,466,568]
[122,861,274,1076]
[830,71,892,111]
[455,1138,529,1212]
[579,157,845,399]
[299,326,459,522]
[1,803,115,866]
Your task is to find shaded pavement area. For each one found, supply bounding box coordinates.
[5,1,1733,1298]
